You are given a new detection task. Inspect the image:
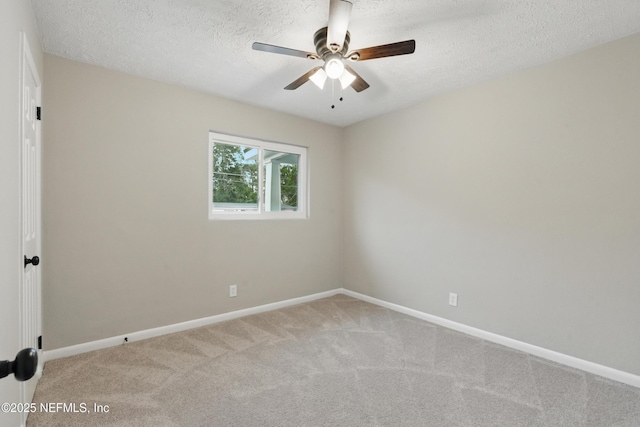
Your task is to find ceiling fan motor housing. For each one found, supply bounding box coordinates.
[314,27,350,59]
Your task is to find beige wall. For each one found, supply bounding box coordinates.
[42,55,343,350]
[344,33,640,375]
[1,0,43,424]
[42,32,640,377]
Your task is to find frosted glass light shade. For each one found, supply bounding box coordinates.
[325,57,345,79]
[339,69,356,89]
[309,68,328,89]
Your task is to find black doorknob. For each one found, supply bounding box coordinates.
[24,255,40,268]
[0,348,38,381]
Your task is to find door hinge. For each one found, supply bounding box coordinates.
[38,335,42,350]
[36,106,41,121]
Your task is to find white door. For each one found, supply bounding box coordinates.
[19,32,42,416]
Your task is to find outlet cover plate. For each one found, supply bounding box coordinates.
[449,292,458,307]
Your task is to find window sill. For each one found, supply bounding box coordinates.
[208,212,308,221]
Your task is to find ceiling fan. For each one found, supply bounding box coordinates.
[252,0,416,93]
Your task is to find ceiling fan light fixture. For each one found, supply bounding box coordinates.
[339,69,356,89]
[253,0,416,94]
[310,68,328,89]
[325,56,345,79]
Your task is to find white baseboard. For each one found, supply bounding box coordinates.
[44,287,640,389]
[341,289,640,389]
[43,288,341,362]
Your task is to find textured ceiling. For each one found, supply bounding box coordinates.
[31,0,640,127]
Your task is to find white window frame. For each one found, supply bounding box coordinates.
[208,131,308,220]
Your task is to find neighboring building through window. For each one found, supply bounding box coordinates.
[208,131,308,219]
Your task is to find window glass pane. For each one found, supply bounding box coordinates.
[263,150,299,212]
[212,142,258,211]
[209,131,307,219]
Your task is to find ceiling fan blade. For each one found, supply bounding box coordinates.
[327,0,353,51]
[348,39,415,61]
[284,66,323,90]
[344,64,369,92]
[252,42,317,59]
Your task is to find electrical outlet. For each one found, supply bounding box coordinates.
[449,292,458,307]
[229,284,237,298]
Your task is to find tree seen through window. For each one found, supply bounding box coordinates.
[212,142,298,211]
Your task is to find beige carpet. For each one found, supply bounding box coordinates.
[28,295,640,426]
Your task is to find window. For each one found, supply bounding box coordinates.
[209,131,308,219]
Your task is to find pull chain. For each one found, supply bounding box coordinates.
[330,80,344,109]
